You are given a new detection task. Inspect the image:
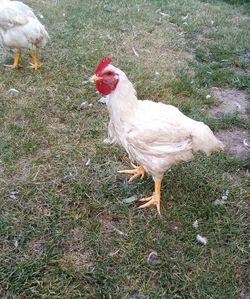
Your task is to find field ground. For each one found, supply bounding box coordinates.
[0,0,249,298]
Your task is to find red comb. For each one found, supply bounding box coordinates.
[95,57,112,75]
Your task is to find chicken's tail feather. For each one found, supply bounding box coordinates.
[191,123,224,155]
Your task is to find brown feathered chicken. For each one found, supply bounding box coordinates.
[92,58,224,215]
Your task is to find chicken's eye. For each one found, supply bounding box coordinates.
[106,71,113,76]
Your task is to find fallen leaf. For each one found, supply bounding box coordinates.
[123,195,137,204]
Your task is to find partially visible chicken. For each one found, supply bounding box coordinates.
[0,0,49,70]
[92,58,224,215]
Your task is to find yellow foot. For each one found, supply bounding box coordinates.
[29,50,41,70]
[28,62,41,70]
[118,165,145,182]
[4,50,22,69]
[139,193,161,215]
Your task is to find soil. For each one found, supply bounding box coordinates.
[208,87,249,118]
[208,87,250,159]
[215,129,250,159]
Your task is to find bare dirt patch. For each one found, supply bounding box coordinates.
[216,129,250,159]
[71,227,85,239]
[0,158,30,188]
[28,239,44,258]
[0,287,6,298]
[195,27,213,42]
[208,88,249,117]
[59,237,95,272]
[60,251,95,273]
[96,212,127,236]
[240,287,250,299]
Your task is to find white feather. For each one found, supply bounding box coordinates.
[196,234,208,245]
[0,0,49,50]
[103,64,224,179]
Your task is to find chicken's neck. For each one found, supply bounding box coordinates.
[107,79,138,122]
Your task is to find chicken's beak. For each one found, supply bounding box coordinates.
[91,74,102,82]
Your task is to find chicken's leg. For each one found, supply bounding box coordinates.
[29,50,41,70]
[4,50,21,69]
[118,165,145,182]
[139,176,163,215]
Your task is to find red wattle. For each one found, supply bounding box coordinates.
[96,79,118,95]
[96,81,113,95]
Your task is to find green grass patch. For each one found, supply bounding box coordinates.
[194,63,250,90]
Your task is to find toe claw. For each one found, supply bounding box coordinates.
[118,165,145,182]
[138,194,161,215]
[128,173,140,182]
[28,63,41,70]
[139,196,153,202]
[4,64,22,69]
[156,203,161,216]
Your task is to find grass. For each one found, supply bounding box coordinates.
[0,0,249,298]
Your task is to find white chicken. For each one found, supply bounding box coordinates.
[0,0,49,70]
[92,58,224,215]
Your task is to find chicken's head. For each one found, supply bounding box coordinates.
[91,57,119,95]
